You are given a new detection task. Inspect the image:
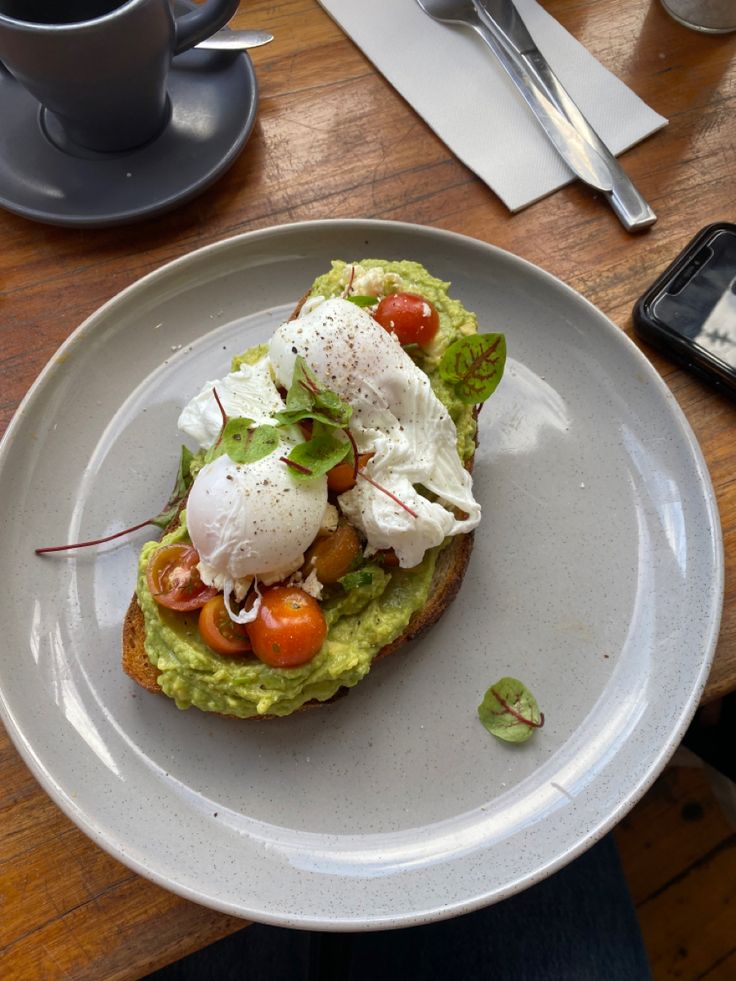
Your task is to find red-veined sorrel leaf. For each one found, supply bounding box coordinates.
[439,333,506,404]
[478,676,544,743]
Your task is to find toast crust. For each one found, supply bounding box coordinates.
[122,286,480,718]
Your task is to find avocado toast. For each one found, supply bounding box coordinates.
[123,260,505,719]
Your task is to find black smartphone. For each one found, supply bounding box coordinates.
[633,222,736,398]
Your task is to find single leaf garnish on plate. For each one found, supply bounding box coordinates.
[439,333,506,404]
[478,676,544,743]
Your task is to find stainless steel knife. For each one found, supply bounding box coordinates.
[473,0,656,230]
[416,0,616,194]
[415,0,614,195]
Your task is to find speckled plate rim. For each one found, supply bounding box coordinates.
[0,219,724,929]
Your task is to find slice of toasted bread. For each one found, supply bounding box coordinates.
[122,285,480,718]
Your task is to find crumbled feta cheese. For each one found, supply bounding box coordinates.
[320,503,339,534]
[299,569,323,600]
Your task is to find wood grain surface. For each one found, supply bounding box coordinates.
[615,761,736,980]
[0,1,734,977]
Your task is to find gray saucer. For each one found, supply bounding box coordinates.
[0,47,257,228]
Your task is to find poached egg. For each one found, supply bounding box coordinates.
[178,357,327,622]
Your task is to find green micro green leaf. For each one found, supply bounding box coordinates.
[339,569,374,591]
[203,436,227,466]
[222,418,281,465]
[346,295,378,308]
[274,355,352,429]
[439,333,506,404]
[150,505,179,530]
[284,356,318,413]
[285,421,351,480]
[313,388,351,426]
[151,445,195,528]
[172,444,194,499]
[478,676,544,744]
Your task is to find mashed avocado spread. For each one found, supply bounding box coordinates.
[136,260,479,718]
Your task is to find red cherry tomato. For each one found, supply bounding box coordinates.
[198,595,252,657]
[146,543,218,611]
[247,586,327,668]
[373,292,440,347]
[302,523,362,585]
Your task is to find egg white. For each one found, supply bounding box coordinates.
[187,445,328,621]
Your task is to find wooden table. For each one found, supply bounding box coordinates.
[1,1,734,977]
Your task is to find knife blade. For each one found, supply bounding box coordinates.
[473,0,656,230]
[456,7,614,193]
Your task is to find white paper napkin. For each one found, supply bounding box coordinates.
[317,0,667,211]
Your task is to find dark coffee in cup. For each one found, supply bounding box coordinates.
[0,2,125,25]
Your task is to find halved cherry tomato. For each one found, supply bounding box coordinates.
[373,292,440,347]
[327,452,373,494]
[303,523,361,584]
[146,543,218,611]
[198,594,252,657]
[247,586,327,668]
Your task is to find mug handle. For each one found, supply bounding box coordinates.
[173,0,241,55]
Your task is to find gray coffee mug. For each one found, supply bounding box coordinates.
[0,0,240,152]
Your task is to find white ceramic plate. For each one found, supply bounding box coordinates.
[0,220,723,929]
